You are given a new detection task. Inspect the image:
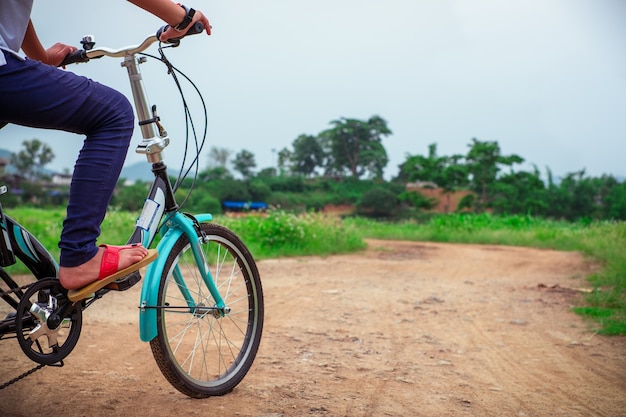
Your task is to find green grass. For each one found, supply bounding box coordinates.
[3,208,624,335]
[2,207,367,273]
[216,210,366,258]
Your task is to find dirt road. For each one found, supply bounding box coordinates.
[2,239,625,416]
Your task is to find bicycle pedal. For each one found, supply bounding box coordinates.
[104,271,142,292]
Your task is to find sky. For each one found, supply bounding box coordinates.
[2,0,626,181]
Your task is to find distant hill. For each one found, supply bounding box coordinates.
[120,161,155,182]
[120,161,186,182]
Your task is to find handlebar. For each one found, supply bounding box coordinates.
[59,23,205,67]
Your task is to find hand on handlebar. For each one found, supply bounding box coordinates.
[159,9,211,42]
[47,42,78,67]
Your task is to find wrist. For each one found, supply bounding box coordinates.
[173,4,196,32]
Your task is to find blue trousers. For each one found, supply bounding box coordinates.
[0,52,134,267]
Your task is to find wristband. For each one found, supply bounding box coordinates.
[173,5,196,32]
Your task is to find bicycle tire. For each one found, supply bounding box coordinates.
[149,222,264,398]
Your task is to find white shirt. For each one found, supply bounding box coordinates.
[0,0,34,65]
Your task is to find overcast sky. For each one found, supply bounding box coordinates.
[3,0,626,180]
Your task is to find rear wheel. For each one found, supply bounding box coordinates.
[150,223,264,398]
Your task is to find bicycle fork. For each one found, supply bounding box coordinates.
[137,210,225,342]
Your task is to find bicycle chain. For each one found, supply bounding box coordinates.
[0,282,33,299]
[0,363,47,390]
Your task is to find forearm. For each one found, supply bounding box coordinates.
[127,0,187,28]
[21,19,76,66]
[21,20,47,62]
[127,0,211,39]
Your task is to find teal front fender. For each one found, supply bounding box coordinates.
[138,213,212,342]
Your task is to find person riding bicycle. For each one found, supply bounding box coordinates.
[0,1,211,292]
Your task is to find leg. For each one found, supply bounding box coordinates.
[0,53,150,289]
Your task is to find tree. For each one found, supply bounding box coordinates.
[276,147,293,176]
[490,167,548,216]
[10,139,55,181]
[546,169,604,221]
[465,138,523,212]
[398,144,468,212]
[256,167,277,178]
[231,149,256,180]
[207,146,232,169]
[438,155,469,212]
[199,166,234,182]
[291,134,325,177]
[397,144,441,184]
[321,115,391,179]
[604,179,626,220]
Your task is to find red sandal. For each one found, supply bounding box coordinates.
[67,244,158,302]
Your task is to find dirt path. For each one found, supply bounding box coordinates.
[2,240,626,417]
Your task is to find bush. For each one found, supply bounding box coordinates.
[206,179,251,202]
[266,191,306,211]
[182,192,222,215]
[357,187,398,218]
[248,180,272,202]
[112,182,151,211]
[399,190,437,210]
[218,210,366,257]
[263,176,308,193]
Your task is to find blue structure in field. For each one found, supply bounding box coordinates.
[222,201,268,212]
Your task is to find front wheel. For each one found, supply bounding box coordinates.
[150,222,264,398]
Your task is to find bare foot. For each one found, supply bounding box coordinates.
[59,244,149,290]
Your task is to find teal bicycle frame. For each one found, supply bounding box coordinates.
[109,45,225,342]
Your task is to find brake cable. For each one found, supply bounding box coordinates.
[139,42,209,210]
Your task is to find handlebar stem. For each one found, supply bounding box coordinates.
[120,54,169,163]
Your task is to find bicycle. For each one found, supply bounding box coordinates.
[0,23,264,398]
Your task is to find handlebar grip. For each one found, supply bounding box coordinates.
[59,50,89,67]
[184,22,206,37]
[157,22,205,44]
